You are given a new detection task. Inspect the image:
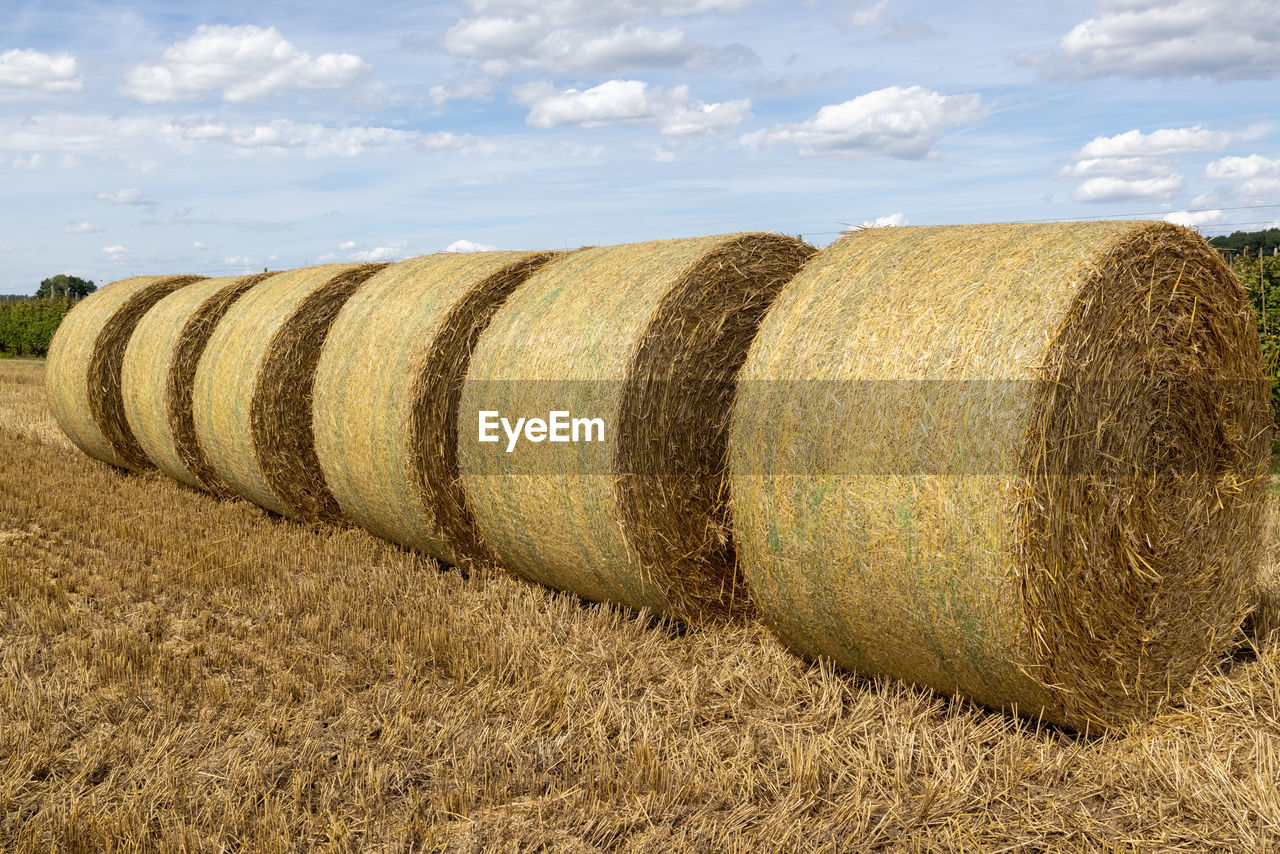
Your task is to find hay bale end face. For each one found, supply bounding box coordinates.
[460,233,816,620]
[314,251,556,566]
[121,272,278,494]
[46,274,205,470]
[731,221,1271,730]
[192,263,387,521]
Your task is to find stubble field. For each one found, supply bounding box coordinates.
[2,358,1280,852]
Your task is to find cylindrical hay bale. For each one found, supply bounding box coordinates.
[193,263,388,521]
[314,251,557,566]
[46,274,205,470]
[121,272,278,494]
[731,221,1271,730]
[460,234,816,619]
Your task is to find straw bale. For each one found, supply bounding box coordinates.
[46,274,205,470]
[730,221,1271,730]
[314,251,556,566]
[460,234,815,619]
[192,263,387,521]
[121,272,277,493]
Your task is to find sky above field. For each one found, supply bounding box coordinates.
[2,0,1278,292]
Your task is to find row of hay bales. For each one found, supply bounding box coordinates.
[45,222,1271,732]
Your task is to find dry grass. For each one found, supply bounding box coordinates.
[4,359,1280,852]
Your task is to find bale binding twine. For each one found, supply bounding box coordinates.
[730,221,1271,730]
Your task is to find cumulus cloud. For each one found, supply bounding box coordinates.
[101,244,129,257]
[338,240,357,250]
[516,79,749,135]
[1031,0,1280,80]
[1071,174,1185,202]
[65,221,102,233]
[350,245,406,261]
[428,78,495,108]
[1204,153,1280,179]
[1078,126,1235,158]
[440,0,755,74]
[0,114,478,159]
[446,21,703,74]
[860,213,908,227]
[742,86,986,159]
[1163,208,1229,227]
[123,25,370,103]
[1057,156,1173,179]
[444,239,499,252]
[0,49,82,93]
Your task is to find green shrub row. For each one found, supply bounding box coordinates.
[0,299,72,357]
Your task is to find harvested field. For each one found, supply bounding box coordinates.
[5,359,1280,851]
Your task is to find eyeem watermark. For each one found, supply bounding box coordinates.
[478,410,606,452]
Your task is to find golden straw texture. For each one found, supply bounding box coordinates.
[46,274,204,470]
[314,251,556,566]
[192,263,386,521]
[730,221,1271,731]
[460,234,815,619]
[121,272,278,493]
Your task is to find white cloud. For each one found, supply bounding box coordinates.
[338,240,357,250]
[0,114,478,159]
[123,25,371,103]
[1071,174,1185,202]
[0,49,82,93]
[441,0,755,74]
[224,255,254,266]
[95,188,151,205]
[447,20,699,73]
[444,239,498,252]
[847,0,890,28]
[428,78,495,108]
[1038,0,1280,80]
[192,240,210,248]
[350,245,406,261]
[1164,209,1228,227]
[742,86,986,159]
[1205,153,1280,179]
[65,221,102,233]
[516,79,749,135]
[101,244,129,256]
[860,213,907,227]
[458,0,748,23]
[1078,125,1235,158]
[1057,156,1173,178]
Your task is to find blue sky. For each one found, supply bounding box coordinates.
[2,0,1278,293]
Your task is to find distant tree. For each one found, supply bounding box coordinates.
[35,274,96,300]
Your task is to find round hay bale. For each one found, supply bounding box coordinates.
[192,263,388,521]
[46,274,205,470]
[313,251,557,566]
[459,234,815,619]
[121,272,278,494]
[730,221,1271,730]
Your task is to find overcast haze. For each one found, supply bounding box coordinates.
[2,0,1278,293]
